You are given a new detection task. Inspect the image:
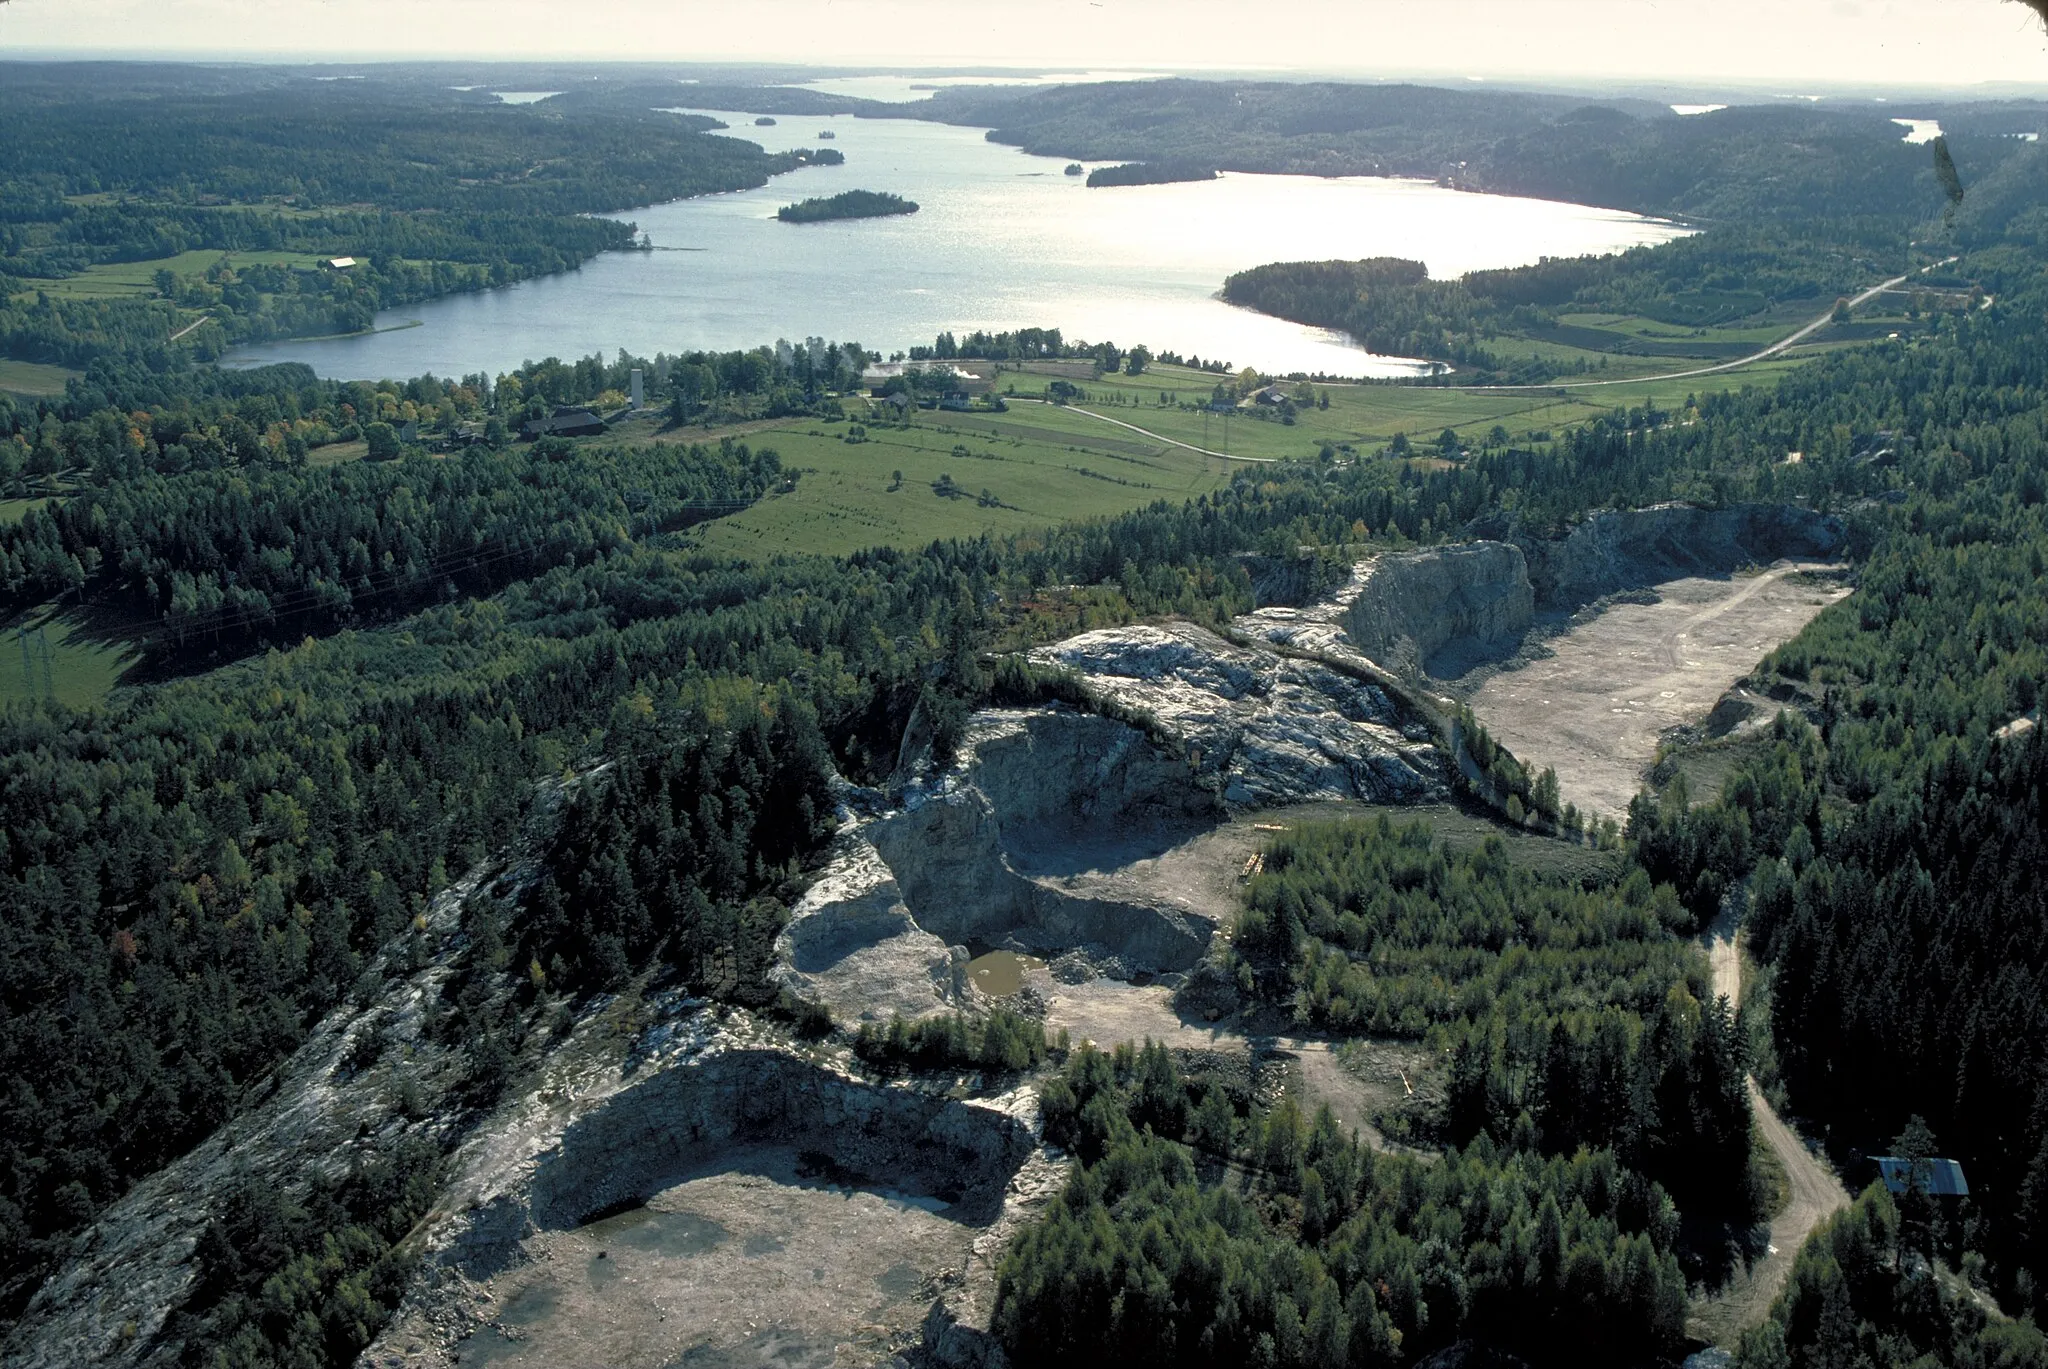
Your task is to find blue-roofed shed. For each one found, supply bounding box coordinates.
[1874,1156,1969,1197]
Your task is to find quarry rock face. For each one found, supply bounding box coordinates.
[773,831,960,1026]
[1499,502,1846,607]
[778,583,1458,1024]
[1334,542,1535,675]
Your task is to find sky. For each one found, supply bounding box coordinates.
[0,0,2045,89]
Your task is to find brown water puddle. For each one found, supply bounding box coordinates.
[965,949,1045,998]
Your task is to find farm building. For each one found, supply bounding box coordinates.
[521,406,607,440]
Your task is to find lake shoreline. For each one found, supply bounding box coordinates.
[224,106,1688,382]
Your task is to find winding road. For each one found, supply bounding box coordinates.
[1693,909,1851,1344]
[1454,258,1963,394]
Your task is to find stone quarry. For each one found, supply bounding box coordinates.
[5,503,1849,1369]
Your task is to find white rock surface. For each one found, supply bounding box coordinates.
[1029,620,1442,807]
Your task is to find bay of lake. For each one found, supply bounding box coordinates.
[225,105,1690,382]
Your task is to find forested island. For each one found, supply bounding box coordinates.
[7,56,2048,1369]
[1085,159,1220,188]
[776,189,920,222]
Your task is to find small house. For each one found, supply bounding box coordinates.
[1874,1156,1969,1197]
[939,391,973,412]
[324,257,356,270]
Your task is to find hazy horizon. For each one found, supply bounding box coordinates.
[2,0,2046,90]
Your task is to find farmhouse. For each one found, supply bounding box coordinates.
[861,362,991,397]
[521,406,607,440]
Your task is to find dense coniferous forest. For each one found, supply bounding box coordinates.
[999,1040,1692,1368]
[1235,820,1756,1219]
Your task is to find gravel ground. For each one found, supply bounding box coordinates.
[455,1147,977,1369]
[1464,564,1848,820]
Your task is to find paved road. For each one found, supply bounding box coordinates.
[1693,909,1851,1344]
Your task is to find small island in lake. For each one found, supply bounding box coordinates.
[755,115,777,126]
[1064,162,1084,176]
[1086,160,1219,188]
[818,129,836,139]
[777,189,920,223]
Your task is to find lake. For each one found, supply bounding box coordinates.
[226,106,1689,381]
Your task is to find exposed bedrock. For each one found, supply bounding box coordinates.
[1027,623,1445,806]
[1492,502,1847,609]
[1336,541,1535,676]
[776,678,1447,1023]
[1246,504,1845,683]
[514,1049,1034,1242]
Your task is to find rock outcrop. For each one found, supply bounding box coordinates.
[775,622,1450,1024]
[1495,503,1846,608]
[774,831,961,1026]
[1027,622,1444,806]
[4,863,500,1369]
[1335,542,1534,676]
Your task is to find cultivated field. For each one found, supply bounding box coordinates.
[11,249,326,301]
[0,360,80,396]
[682,413,1239,561]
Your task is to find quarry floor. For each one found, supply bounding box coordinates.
[1461,563,1850,820]
[454,1147,978,1369]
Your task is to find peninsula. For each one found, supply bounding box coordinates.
[1086,160,1219,188]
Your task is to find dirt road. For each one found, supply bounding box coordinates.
[1010,396,1276,463]
[1691,909,1851,1345]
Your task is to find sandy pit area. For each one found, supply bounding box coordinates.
[1464,563,1847,819]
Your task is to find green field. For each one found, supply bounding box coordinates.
[0,359,81,396]
[0,497,56,525]
[0,606,139,710]
[14,249,326,302]
[664,347,1820,560]
[997,356,1807,464]
[307,439,371,467]
[683,413,1238,561]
